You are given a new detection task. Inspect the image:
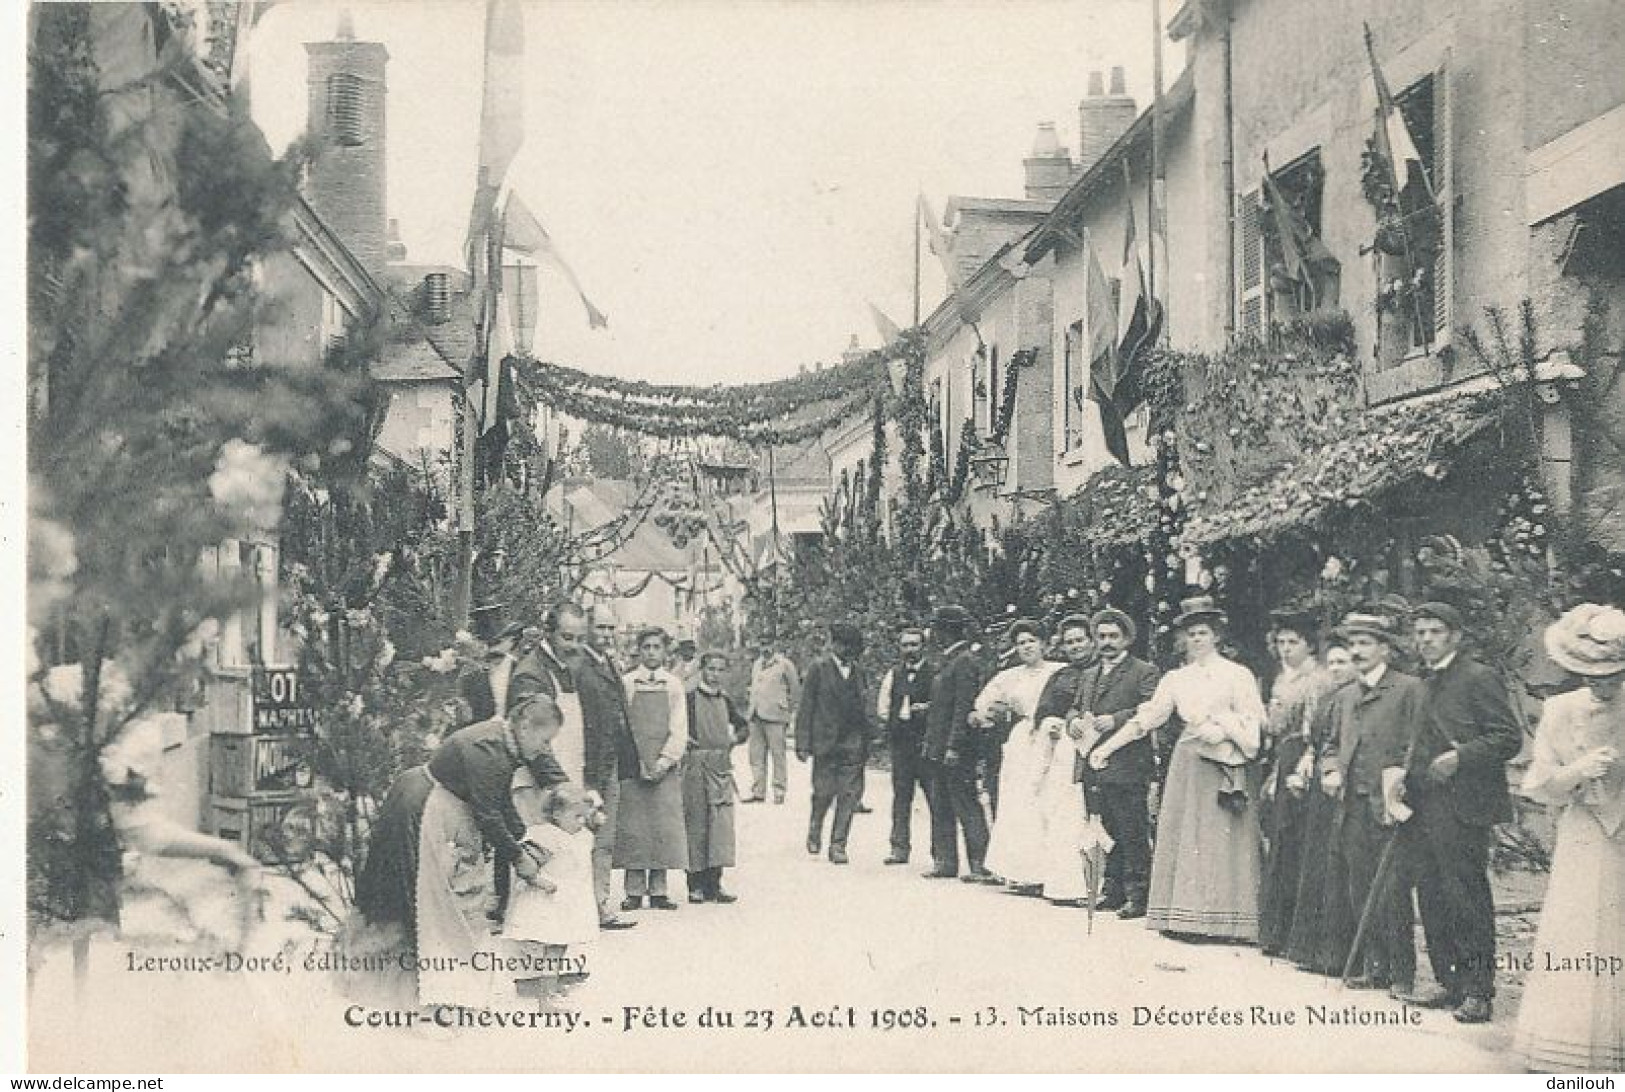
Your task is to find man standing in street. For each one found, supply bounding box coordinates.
[1397,602,1522,1024]
[876,626,936,866]
[1038,610,1161,916]
[921,605,996,883]
[458,614,528,724]
[744,631,800,804]
[1320,611,1422,992]
[795,622,871,864]
[568,603,638,930]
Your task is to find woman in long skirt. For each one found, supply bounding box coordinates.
[353,696,563,1008]
[1258,612,1326,955]
[1514,605,1625,1073]
[1286,638,1359,974]
[1089,597,1266,942]
[980,620,1063,892]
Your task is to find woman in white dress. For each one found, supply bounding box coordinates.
[1514,604,1625,1073]
[979,620,1063,891]
[1089,596,1266,942]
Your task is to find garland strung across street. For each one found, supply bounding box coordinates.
[511,329,924,446]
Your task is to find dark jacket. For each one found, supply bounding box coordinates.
[1037,655,1161,786]
[507,641,576,706]
[1322,667,1424,823]
[923,642,985,764]
[794,656,870,762]
[565,647,631,792]
[1406,654,1522,827]
[686,689,750,748]
[880,658,937,742]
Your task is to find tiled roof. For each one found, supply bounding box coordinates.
[370,334,462,382]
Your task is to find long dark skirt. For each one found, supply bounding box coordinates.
[354,765,433,946]
[1258,737,1310,955]
[1284,786,1354,975]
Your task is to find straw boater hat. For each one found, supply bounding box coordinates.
[1543,603,1625,677]
[1335,611,1402,645]
[1090,607,1137,644]
[1172,596,1227,630]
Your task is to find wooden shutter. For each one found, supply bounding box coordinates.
[1062,321,1082,451]
[1238,188,1266,338]
[987,345,1001,438]
[1432,54,1453,344]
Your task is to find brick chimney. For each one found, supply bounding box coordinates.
[304,12,389,277]
[1023,122,1073,201]
[1078,66,1136,174]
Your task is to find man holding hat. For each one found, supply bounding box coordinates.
[1320,610,1424,992]
[1397,601,1521,1023]
[1035,608,1162,916]
[921,604,997,882]
[795,622,872,865]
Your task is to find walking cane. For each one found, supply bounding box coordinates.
[1340,826,1400,987]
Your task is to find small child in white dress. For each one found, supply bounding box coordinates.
[503,781,601,1004]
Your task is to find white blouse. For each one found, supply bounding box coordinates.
[973,661,1062,727]
[1523,687,1625,838]
[1123,654,1266,754]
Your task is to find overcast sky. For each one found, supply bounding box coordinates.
[249,0,1177,385]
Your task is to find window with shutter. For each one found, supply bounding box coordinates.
[986,345,1001,439]
[326,73,365,147]
[1238,189,1266,338]
[1063,321,1083,451]
[972,348,989,436]
[1431,57,1452,343]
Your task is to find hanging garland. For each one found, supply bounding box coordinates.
[990,348,1034,444]
[511,329,924,447]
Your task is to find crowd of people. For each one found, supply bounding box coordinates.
[341,590,1623,1072]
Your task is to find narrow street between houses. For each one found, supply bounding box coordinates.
[31,751,1517,1073]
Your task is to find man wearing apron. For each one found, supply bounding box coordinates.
[614,628,691,910]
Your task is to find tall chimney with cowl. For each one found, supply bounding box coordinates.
[1078,65,1137,174]
[1023,122,1073,201]
[304,12,389,277]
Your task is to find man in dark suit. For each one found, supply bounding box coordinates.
[876,626,936,866]
[567,603,638,929]
[1396,602,1522,1023]
[920,604,996,883]
[1320,611,1424,993]
[795,622,871,865]
[457,610,529,723]
[1038,609,1161,916]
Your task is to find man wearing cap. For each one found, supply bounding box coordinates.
[921,605,996,882]
[1397,601,1522,1023]
[1038,609,1161,916]
[795,622,872,865]
[1320,610,1424,992]
[744,631,800,805]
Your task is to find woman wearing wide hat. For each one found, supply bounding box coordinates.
[1514,604,1625,1072]
[1089,596,1267,942]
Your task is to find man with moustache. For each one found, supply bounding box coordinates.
[568,604,638,929]
[1038,609,1161,917]
[1320,611,1423,993]
[1395,602,1522,1023]
[920,604,996,883]
[876,626,936,866]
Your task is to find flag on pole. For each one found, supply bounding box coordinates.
[502,192,610,330]
[1363,22,1431,200]
[918,194,982,328]
[1083,231,1129,465]
[1261,153,1341,313]
[1115,160,1164,418]
[867,301,902,343]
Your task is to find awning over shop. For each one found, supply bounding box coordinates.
[1181,386,1508,548]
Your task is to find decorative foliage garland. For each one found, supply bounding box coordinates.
[513,330,924,447]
